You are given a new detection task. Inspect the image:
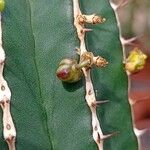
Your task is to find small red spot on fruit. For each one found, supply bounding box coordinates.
[56,69,70,80]
[56,58,82,83]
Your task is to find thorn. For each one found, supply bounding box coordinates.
[80,28,92,35]
[96,100,109,105]
[133,97,150,104]
[120,36,139,46]
[117,0,128,9]
[102,131,119,141]
[134,128,147,137]
[83,28,93,32]
[109,1,117,10]
[110,0,128,11]
[92,100,109,107]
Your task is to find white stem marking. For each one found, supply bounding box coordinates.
[73,1,109,149]
[0,13,16,150]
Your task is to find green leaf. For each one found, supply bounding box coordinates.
[0,0,138,149]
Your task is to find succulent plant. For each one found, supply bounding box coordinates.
[0,0,139,150]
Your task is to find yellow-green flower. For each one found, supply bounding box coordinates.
[125,47,147,73]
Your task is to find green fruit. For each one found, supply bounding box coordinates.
[56,58,82,83]
[0,0,5,12]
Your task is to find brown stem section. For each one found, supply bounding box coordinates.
[0,13,16,150]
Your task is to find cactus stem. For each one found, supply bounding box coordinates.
[0,13,16,150]
[110,1,141,147]
[73,0,109,149]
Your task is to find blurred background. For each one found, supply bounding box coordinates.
[111,0,150,149]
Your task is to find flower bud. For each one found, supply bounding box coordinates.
[56,58,82,83]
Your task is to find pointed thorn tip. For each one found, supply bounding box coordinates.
[96,100,109,104]
[83,28,93,32]
[102,131,120,140]
[92,100,109,107]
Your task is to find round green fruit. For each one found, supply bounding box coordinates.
[56,58,82,83]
